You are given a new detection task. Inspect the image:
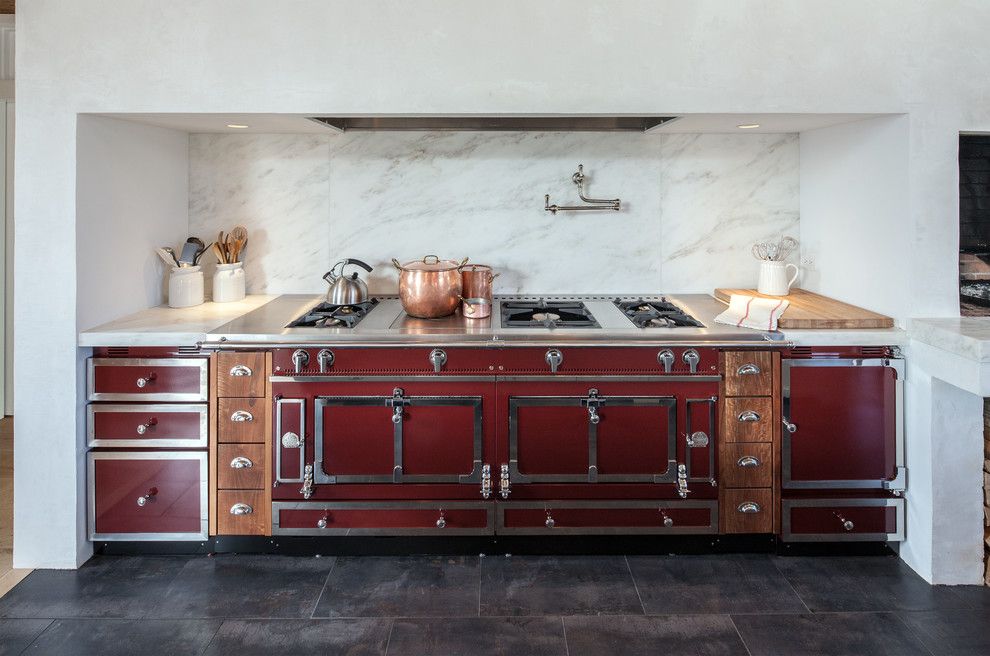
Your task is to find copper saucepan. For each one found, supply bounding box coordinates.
[392,255,469,318]
[460,264,499,319]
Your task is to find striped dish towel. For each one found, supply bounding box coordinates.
[714,293,790,331]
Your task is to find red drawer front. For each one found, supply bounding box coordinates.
[273,502,493,535]
[89,452,207,539]
[88,358,208,401]
[498,501,717,534]
[498,347,720,375]
[273,347,497,375]
[782,499,904,541]
[88,404,207,448]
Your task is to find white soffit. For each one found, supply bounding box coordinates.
[95,112,892,135]
[651,113,891,133]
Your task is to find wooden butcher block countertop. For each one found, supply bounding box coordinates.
[713,288,895,329]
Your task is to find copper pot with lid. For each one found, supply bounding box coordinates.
[392,255,469,318]
[460,264,499,319]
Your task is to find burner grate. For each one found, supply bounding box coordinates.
[501,300,600,329]
[287,298,380,328]
[613,297,704,329]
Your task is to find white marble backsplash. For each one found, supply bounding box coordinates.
[189,131,798,295]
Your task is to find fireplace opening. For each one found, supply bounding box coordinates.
[960,134,990,316]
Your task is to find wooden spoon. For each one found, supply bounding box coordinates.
[212,242,226,264]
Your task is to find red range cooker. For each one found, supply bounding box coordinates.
[269,345,723,536]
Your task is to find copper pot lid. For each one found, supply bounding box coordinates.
[392,255,468,272]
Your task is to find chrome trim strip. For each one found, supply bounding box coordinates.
[781,497,905,542]
[507,395,677,484]
[685,397,718,484]
[275,398,306,483]
[270,374,723,383]
[272,500,495,536]
[782,358,905,490]
[88,450,209,541]
[86,403,208,448]
[202,340,793,350]
[87,357,209,402]
[495,499,718,535]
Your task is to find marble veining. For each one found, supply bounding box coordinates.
[189,134,331,294]
[188,131,799,294]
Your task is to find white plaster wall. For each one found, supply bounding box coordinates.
[799,116,911,324]
[15,1,990,570]
[76,116,189,331]
[189,131,798,295]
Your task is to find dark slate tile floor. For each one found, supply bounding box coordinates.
[0,553,987,655]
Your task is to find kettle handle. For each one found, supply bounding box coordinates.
[322,270,336,284]
[343,258,374,273]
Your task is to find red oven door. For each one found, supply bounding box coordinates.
[497,380,718,499]
[273,380,497,500]
[782,358,904,489]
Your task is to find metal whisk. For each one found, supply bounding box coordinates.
[752,236,798,261]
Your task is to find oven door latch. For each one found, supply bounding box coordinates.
[385,387,412,424]
[580,388,606,425]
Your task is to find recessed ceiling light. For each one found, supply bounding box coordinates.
[737,123,761,129]
[226,124,249,129]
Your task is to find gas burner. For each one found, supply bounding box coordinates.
[614,298,704,329]
[501,299,600,329]
[287,298,380,328]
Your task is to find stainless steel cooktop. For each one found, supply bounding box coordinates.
[209,294,780,345]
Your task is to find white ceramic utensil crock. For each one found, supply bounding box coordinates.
[757,261,799,296]
[213,262,246,303]
[168,266,205,308]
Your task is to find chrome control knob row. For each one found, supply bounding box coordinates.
[656,349,701,373]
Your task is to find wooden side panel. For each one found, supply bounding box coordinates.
[722,397,773,443]
[217,352,266,397]
[217,490,267,535]
[721,488,773,533]
[724,351,773,396]
[264,352,273,535]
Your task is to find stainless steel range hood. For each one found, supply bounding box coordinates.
[307,116,679,132]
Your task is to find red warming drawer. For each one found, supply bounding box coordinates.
[87,404,208,448]
[88,451,208,540]
[273,501,494,536]
[781,498,904,542]
[497,500,718,535]
[87,357,209,402]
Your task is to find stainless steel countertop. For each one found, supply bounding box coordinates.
[206,294,782,346]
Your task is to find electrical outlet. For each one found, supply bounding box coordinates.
[801,256,816,269]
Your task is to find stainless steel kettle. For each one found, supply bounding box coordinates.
[323,259,373,305]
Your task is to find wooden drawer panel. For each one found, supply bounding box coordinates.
[782,498,904,542]
[217,443,266,489]
[217,352,266,398]
[88,451,207,540]
[497,500,718,535]
[720,442,772,488]
[88,357,208,402]
[218,398,267,443]
[273,501,494,536]
[724,351,773,397]
[722,397,773,443]
[217,490,267,535]
[88,403,207,448]
[721,488,773,534]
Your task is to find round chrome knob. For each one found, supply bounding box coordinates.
[545,515,555,529]
[135,373,156,388]
[136,418,157,435]
[663,517,674,528]
[281,432,302,449]
[843,520,855,531]
[317,517,328,529]
[436,517,447,529]
[136,487,158,507]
